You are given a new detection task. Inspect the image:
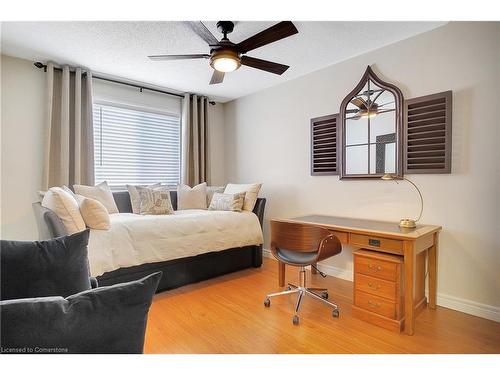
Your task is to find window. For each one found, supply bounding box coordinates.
[93,103,181,189]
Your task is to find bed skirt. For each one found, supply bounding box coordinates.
[96,245,263,293]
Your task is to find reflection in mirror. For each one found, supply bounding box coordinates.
[346,145,368,174]
[340,66,403,178]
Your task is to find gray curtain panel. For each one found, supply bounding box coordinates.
[42,63,94,190]
[181,93,210,186]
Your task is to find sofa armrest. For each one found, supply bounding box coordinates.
[90,277,99,289]
[253,198,266,229]
[32,202,69,240]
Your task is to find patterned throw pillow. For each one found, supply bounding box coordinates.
[206,186,225,207]
[126,183,161,214]
[223,183,262,211]
[208,192,245,212]
[136,186,174,215]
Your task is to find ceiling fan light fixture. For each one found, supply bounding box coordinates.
[210,50,241,73]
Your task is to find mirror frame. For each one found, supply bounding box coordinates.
[339,66,404,179]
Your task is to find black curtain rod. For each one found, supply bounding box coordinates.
[34,62,216,105]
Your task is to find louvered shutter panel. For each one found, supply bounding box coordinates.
[404,91,452,174]
[93,103,181,188]
[311,114,339,175]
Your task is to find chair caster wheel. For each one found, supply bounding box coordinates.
[321,291,329,300]
[264,298,270,307]
[332,309,340,318]
[286,286,292,291]
[293,315,300,325]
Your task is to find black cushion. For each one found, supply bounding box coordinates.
[276,248,318,265]
[1,230,91,300]
[0,272,162,354]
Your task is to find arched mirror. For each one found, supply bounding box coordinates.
[339,66,404,179]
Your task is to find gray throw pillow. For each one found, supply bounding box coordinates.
[0,272,162,354]
[0,230,91,301]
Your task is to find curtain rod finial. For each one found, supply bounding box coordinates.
[34,62,47,72]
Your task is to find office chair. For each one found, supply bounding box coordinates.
[264,221,342,325]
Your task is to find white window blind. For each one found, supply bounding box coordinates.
[93,103,181,188]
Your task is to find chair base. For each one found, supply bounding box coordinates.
[264,267,340,325]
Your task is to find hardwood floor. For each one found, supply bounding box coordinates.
[144,258,500,354]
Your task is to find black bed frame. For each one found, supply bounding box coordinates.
[33,190,266,293]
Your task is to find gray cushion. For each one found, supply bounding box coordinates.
[0,272,161,354]
[0,230,91,300]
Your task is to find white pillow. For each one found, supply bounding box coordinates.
[177,182,207,210]
[73,181,119,214]
[41,187,86,234]
[127,183,161,214]
[223,183,262,211]
[75,194,110,230]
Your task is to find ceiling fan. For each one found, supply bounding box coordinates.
[148,21,299,85]
[346,89,395,120]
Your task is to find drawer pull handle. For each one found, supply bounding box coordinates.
[368,264,382,271]
[368,300,380,308]
[368,238,381,247]
[368,283,381,290]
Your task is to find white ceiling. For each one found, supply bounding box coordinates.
[1,21,446,102]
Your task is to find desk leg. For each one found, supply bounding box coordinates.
[279,261,285,287]
[403,240,416,335]
[428,232,439,309]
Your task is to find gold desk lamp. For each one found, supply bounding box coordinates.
[381,174,423,228]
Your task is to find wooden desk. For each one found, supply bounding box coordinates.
[271,215,442,335]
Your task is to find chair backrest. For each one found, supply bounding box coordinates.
[270,221,342,263]
[270,221,332,253]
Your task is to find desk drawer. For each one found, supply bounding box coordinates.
[355,273,398,300]
[350,233,403,254]
[355,255,399,281]
[355,290,396,319]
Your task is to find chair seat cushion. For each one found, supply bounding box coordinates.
[276,248,318,265]
[0,272,162,354]
[0,230,91,300]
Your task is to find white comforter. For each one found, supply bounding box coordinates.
[87,210,264,277]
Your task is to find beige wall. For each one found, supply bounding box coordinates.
[223,22,500,318]
[1,55,46,240]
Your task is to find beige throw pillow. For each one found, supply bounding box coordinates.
[74,181,119,214]
[206,186,225,207]
[223,183,262,211]
[127,183,161,214]
[208,192,245,212]
[177,182,207,210]
[75,195,110,230]
[136,186,174,215]
[41,187,86,234]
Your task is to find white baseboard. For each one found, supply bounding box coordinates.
[262,249,500,323]
[435,293,500,322]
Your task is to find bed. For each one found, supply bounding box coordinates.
[33,190,266,292]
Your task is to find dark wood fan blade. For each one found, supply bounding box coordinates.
[350,97,367,109]
[185,21,219,45]
[240,56,289,75]
[345,109,359,113]
[148,54,210,61]
[210,70,225,85]
[236,21,298,53]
